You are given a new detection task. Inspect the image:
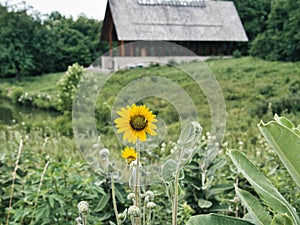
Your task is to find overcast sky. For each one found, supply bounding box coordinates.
[0,0,108,20]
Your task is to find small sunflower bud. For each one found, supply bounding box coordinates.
[128,205,140,217]
[77,201,89,214]
[146,202,157,208]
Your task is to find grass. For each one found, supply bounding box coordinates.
[1,57,300,153]
[1,56,300,224]
[0,72,64,95]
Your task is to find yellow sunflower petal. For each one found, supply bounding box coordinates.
[138,131,147,141]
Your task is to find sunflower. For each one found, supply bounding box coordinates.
[114,104,157,143]
[122,147,137,164]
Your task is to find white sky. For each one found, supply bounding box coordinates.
[0,0,108,20]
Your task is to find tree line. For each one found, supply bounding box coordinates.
[232,0,300,62]
[0,3,109,78]
[0,0,299,78]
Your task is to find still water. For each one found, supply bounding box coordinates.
[0,98,59,126]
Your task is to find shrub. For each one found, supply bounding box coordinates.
[57,63,84,112]
[10,87,24,104]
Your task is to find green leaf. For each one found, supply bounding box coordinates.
[207,157,227,177]
[94,193,110,212]
[161,159,177,182]
[179,121,202,147]
[98,212,112,221]
[271,214,293,225]
[48,194,55,208]
[258,116,300,187]
[228,149,300,225]
[207,184,233,198]
[187,213,254,225]
[235,186,272,225]
[198,199,213,208]
[115,184,125,204]
[51,194,65,206]
[273,114,294,129]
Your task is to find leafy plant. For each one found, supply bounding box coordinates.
[57,63,84,112]
[187,115,300,225]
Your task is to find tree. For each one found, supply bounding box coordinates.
[0,4,38,78]
[0,3,109,78]
[250,0,300,61]
[224,0,271,55]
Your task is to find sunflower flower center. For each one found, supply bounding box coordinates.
[126,156,136,164]
[130,115,147,131]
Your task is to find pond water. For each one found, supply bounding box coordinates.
[0,98,60,126]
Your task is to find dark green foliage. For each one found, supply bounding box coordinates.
[224,0,271,55]
[182,147,233,216]
[250,0,300,61]
[0,129,129,225]
[0,4,109,78]
[251,79,300,117]
[0,5,38,78]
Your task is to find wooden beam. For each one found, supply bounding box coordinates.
[120,40,125,56]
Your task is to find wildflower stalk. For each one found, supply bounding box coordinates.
[30,160,50,225]
[147,209,152,225]
[6,138,23,225]
[143,198,146,225]
[172,145,185,225]
[111,175,121,225]
[77,201,89,225]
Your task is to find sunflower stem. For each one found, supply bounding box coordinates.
[134,138,141,225]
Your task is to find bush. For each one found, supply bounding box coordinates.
[57,63,84,112]
[10,87,24,104]
[233,50,242,58]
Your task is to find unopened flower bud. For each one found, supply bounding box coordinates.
[127,193,135,201]
[128,205,140,217]
[145,190,154,198]
[111,171,121,181]
[99,148,110,160]
[77,201,89,214]
[147,202,157,208]
[118,213,125,220]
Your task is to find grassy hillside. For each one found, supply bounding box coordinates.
[1,57,299,154]
[1,57,300,224]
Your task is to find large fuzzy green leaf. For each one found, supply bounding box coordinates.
[271,214,293,225]
[235,186,272,225]
[258,115,300,187]
[187,213,254,225]
[227,149,300,225]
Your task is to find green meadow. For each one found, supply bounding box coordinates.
[1,57,300,224]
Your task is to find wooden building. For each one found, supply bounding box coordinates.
[100,0,248,57]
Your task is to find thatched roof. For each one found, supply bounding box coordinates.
[101,0,248,42]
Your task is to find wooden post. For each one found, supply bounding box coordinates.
[129,43,134,56]
[118,41,125,56]
[108,22,113,57]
